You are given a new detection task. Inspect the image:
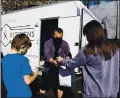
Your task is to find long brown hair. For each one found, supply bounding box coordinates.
[83,20,118,60]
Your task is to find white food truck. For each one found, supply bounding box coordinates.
[1,1,96,73]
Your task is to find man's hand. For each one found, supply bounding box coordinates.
[49,58,54,63]
[53,60,58,65]
[49,58,57,65]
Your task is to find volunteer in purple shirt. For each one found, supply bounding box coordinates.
[57,20,120,97]
[40,28,71,98]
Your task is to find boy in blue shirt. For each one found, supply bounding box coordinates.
[2,33,38,97]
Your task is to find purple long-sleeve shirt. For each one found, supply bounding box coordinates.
[44,38,70,72]
[44,38,70,61]
[62,47,120,97]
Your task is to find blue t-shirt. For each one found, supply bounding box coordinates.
[2,53,32,97]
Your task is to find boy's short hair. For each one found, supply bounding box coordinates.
[11,33,32,51]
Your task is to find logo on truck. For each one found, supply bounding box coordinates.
[1,24,35,47]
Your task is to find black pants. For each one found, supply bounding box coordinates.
[40,65,59,97]
[40,64,74,98]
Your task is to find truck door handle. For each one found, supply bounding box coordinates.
[75,42,79,46]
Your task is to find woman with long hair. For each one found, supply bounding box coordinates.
[57,20,120,97]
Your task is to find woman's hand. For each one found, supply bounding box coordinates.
[57,56,63,62]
